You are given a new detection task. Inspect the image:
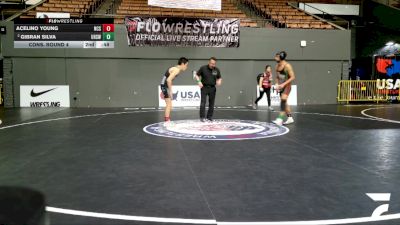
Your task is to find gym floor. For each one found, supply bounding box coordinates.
[0,105,399,225]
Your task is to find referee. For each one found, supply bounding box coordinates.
[195,57,222,122]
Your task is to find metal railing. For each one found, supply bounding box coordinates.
[5,0,46,21]
[106,0,116,14]
[337,80,400,103]
[6,0,105,20]
[373,0,400,9]
[289,2,348,30]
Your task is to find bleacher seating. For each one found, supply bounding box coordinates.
[1,0,26,18]
[19,0,103,18]
[114,0,258,27]
[242,0,335,29]
[2,0,24,3]
[390,0,400,8]
[16,0,340,29]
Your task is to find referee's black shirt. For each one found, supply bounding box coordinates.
[197,65,221,86]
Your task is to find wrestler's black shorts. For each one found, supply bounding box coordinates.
[160,84,169,98]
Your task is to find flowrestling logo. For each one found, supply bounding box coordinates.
[143,119,289,140]
[125,17,240,47]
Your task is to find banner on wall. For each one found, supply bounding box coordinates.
[148,0,221,11]
[158,85,201,107]
[125,17,240,48]
[20,85,70,107]
[36,12,70,18]
[375,56,400,100]
[256,85,298,106]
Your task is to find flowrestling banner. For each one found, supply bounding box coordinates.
[125,17,240,47]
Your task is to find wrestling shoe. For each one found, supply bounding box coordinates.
[283,117,294,125]
[272,118,283,126]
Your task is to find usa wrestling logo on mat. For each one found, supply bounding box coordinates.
[143,119,289,140]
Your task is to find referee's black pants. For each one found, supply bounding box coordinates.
[200,86,216,119]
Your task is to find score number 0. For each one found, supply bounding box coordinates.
[102,24,114,41]
[103,24,114,32]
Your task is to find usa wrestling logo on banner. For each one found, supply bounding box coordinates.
[375,56,400,101]
[125,17,240,47]
[159,85,201,107]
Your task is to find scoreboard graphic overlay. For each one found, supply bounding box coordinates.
[14,18,115,48]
